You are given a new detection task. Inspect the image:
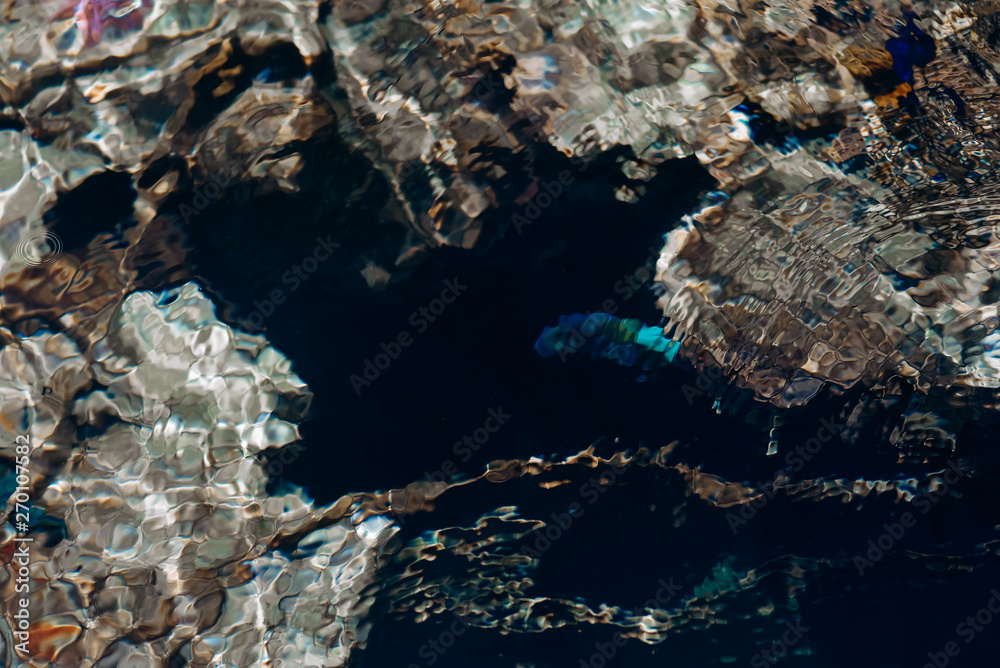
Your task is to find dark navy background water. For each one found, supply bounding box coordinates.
[48,144,1000,668]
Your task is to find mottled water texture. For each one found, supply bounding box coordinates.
[4,0,1000,666]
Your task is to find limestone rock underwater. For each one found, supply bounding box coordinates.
[530,2,1000,455]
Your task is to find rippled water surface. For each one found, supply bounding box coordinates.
[3,1,1000,667]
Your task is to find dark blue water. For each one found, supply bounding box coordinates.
[42,132,1000,668]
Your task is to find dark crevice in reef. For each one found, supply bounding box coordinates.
[186,39,313,129]
[176,129,395,326]
[738,99,845,152]
[215,151,747,504]
[174,147,726,504]
[44,170,137,250]
[0,116,25,132]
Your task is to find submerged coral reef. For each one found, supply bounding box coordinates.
[3,0,1000,666]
